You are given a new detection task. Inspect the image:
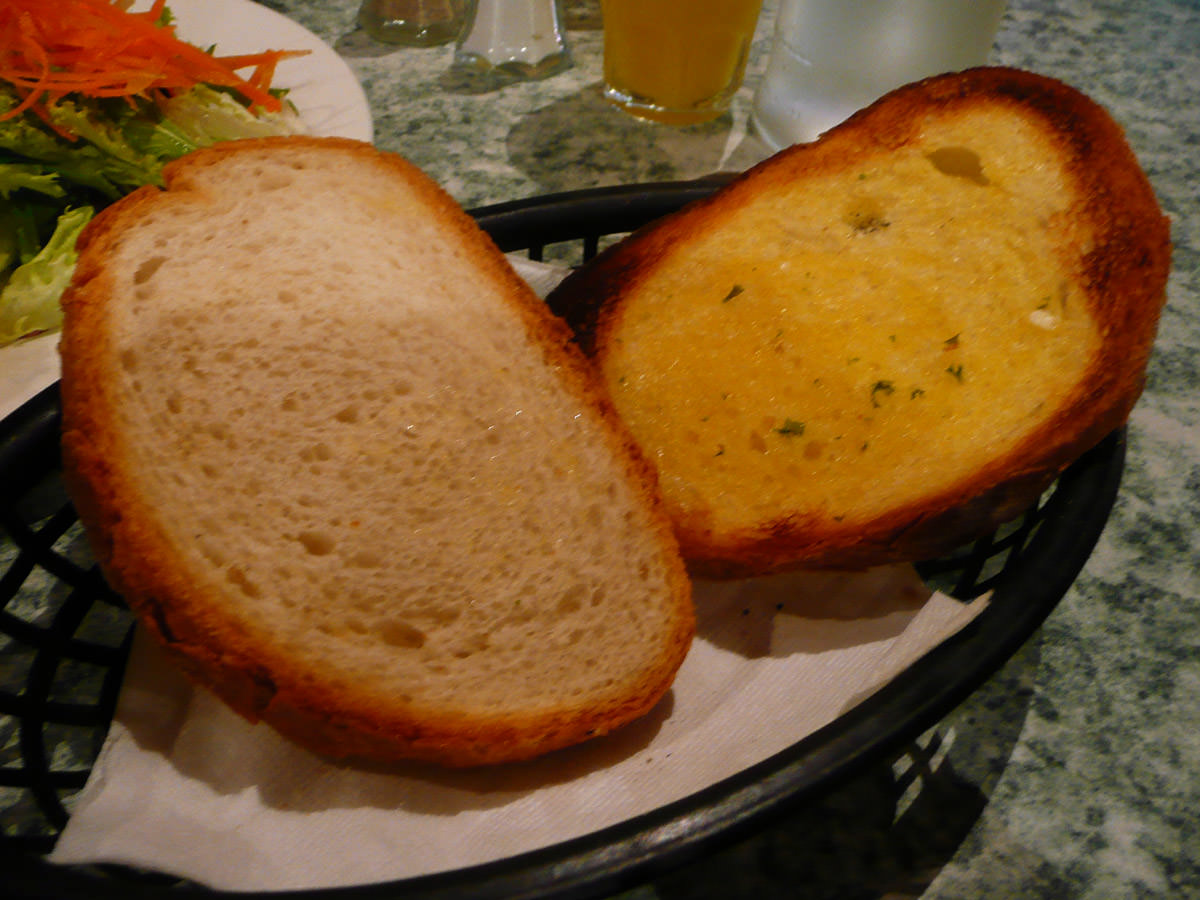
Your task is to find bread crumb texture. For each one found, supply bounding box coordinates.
[600,108,1100,533]
[73,141,690,752]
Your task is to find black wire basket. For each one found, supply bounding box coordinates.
[0,181,1126,899]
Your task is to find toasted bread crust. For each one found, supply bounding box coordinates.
[548,68,1170,576]
[60,137,693,766]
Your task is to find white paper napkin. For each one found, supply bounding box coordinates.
[49,565,988,891]
[47,258,991,889]
[0,332,58,422]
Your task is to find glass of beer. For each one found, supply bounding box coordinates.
[601,0,765,125]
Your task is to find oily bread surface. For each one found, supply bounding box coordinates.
[548,68,1171,577]
[59,137,693,766]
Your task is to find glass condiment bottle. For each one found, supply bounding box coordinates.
[357,0,468,47]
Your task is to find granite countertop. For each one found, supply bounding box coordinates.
[4,0,1196,896]
[276,1,1198,896]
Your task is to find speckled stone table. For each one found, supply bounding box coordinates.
[280,0,1200,895]
[11,0,1198,896]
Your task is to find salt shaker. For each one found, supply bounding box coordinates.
[357,0,468,46]
[453,0,571,80]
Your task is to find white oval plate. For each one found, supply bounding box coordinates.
[0,0,372,422]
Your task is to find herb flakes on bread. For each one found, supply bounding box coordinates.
[547,68,1171,578]
[59,136,694,767]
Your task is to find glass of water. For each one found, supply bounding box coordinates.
[752,0,1007,150]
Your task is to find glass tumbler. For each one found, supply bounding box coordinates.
[600,0,765,125]
[752,0,1007,149]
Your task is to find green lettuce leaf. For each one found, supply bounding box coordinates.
[159,84,304,145]
[0,210,16,274]
[0,206,93,345]
[37,96,171,191]
[0,161,66,200]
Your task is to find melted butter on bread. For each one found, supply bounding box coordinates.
[602,113,1100,531]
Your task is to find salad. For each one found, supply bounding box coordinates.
[0,0,308,346]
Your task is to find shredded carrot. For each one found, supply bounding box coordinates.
[0,0,310,132]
